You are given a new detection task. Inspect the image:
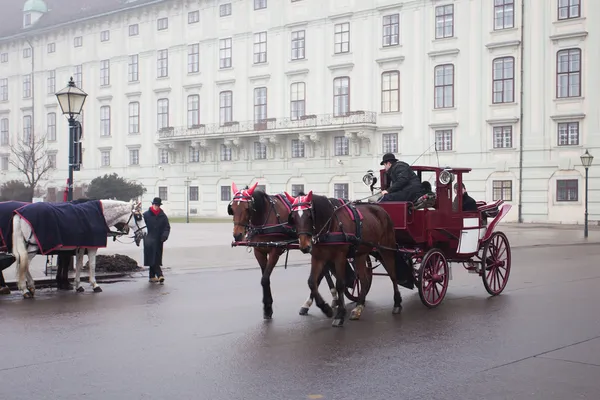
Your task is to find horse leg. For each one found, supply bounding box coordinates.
[260,248,282,320]
[87,248,102,293]
[0,272,9,295]
[25,253,35,296]
[74,249,84,292]
[380,249,403,314]
[331,254,349,327]
[13,220,32,299]
[307,256,333,318]
[350,254,368,321]
[324,262,338,308]
[299,263,336,315]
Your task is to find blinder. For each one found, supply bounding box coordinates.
[227,203,233,216]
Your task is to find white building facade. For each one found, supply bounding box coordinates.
[0,0,598,223]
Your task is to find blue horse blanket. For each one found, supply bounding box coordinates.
[0,201,28,251]
[14,201,110,255]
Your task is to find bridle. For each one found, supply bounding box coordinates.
[110,206,146,245]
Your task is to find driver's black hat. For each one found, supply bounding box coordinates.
[380,153,398,165]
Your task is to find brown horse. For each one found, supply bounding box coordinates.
[284,191,403,327]
[228,182,338,319]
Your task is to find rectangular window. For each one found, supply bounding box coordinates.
[189,147,200,162]
[100,30,110,42]
[47,70,56,94]
[219,91,232,125]
[333,77,350,117]
[254,87,267,122]
[557,122,579,146]
[254,32,267,64]
[23,74,31,98]
[129,24,139,36]
[557,48,581,98]
[74,36,82,47]
[254,0,266,10]
[290,82,306,120]
[23,115,31,142]
[221,186,231,201]
[220,3,232,16]
[494,0,514,30]
[434,64,454,108]
[435,4,454,39]
[23,48,31,58]
[100,106,111,136]
[291,30,305,60]
[129,55,139,82]
[157,17,168,30]
[74,65,83,88]
[220,144,232,161]
[219,38,232,68]
[188,44,199,73]
[435,129,452,151]
[382,14,399,47]
[492,180,512,201]
[48,154,56,169]
[493,126,512,148]
[558,0,580,20]
[188,10,199,24]
[187,95,200,127]
[0,78,8,101]
[334,136,349,156]
[100,60,110,86]
[158,187,168,200]
[382,71,400,113]
[334,22,350,53]
[47,112,56,141]
[492,57,514,103]
[334,183,349,199]
[157,49,168,78]
[0,53,7,63]
[47,43,55,53]
[0,118,8,145]
[129,149,139,165]
[1,156,8,170]
[382,133,398,153]
[254,142,266,159]
[189,186,199,201]
[129,102,140,134]
[291,185,305,197]
[157,99,169,130]
[159,148,169,164]
[557,179,578,202]
[291,139,305,158]
[100,150,111,166]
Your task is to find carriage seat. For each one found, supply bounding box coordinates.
[477,199,502,218]
[414,192,437,210]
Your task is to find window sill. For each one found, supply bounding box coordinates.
[554,97,584,103]
[332,51,352,57]
[252,62,269,67]
[187,71,201,76]
[290,58,307,63]
[431,36,457,43]
[553,17,586,25]
[379,44,402,51]
[490,102,518,107]
[490,147,516,152]
[157,76,169,80]
[128,80,140,85]
[100,135,112,139]
[432,107,457,112]
[489,26,519,34]
[380,111,402,116]
[219,67,234,71]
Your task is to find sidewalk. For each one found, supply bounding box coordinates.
[3,221,599,284]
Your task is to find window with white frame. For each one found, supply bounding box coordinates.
[129,55,139,82]
[189,186,199,201]
[100,30,110,42]
[435,4,454,39]
[334,22,350,53]
[46,112,56,141]
[23,74,31,98]
[129,149,139,165]
[254,142,266,159]
[220,3,232,16]
[74,65,82,88]
[157,49,168,77]
[334,183,349,199]
[1,155,8,170]
[435,129,452,151]
[188,44,199,73]
[291,139,305,158]
[492,180,512,201]
[290,82,305,120]
[219,38,232,68]
[100,106,111,136]
[557,179,578,201]
[23,115,31,142]
[382,14,399,47]
[382,133,398,153]
[492,57,514,103]
[254,32,267,64]
[494,0,514,30]
[0,118,8,145]
[557,48,581,98]
[334,136,349,156]
[219,91,232,125]
[0,53,7,63]
[158,187,168,200]
[159,148,169,164]
[47,70,55,94]
[291,185,305,196]
[0,78,7,101]
[291,30,305,60]
[220,144,232,161]
[220,186,231,201]
[189,147,200,163]
[255,0,266,9]
[254,87,267,122]
[129,102,140,134]
[100,60,110,86]
[129,24,139,36]
[333,77,350,117]
[157,17,168,30]
[557,122,579,146]
[434,64,454,108]
[47,43,55,53]
[558,0,580,20]
[74,36,82,47]
[493,126,512,148]
[382,71,399,113]
[157,98,169,130]
[100,150,110,166]
[187,95,200,127]
[188,10,199,24]
[48,153,56,169]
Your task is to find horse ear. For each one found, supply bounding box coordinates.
[247,182,259,195]
[305,191,313,202]
[232,182,239,195]
[284,191,295,204]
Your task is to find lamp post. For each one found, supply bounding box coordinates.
[184,179,191,223]
[55,77,87,201]
[580,149,594,238]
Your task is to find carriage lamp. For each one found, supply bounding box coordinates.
[580,150,594,238]
[55,77,88,202]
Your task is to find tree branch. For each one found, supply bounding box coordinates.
[9,134,52,191]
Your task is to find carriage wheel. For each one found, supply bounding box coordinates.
[344,257,373,303]
[417,249,449,308]
[481,232,511,296]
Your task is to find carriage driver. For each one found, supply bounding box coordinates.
[379,153,425,202]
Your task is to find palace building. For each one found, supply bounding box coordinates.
[0,0,597,223]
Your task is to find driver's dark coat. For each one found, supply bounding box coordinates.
[142,208,170,267]
[384,161,423,202]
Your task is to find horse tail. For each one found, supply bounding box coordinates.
[12,215,29,286]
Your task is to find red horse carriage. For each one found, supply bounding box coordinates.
[358,165,512,308]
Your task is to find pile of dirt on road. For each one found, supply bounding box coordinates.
[83,254,142,273]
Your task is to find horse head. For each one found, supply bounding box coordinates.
[228,182,259,241]
[103,199,146,245]
[284,191,314,253]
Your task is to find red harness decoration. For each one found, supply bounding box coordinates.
[232,182,258,202]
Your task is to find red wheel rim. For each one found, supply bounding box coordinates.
[484,234,510,294]
[421,252,448,306]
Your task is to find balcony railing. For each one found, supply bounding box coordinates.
[157,111,376,140]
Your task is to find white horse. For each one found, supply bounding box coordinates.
[11,199,146,298]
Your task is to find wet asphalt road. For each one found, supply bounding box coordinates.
[1,244,600,400]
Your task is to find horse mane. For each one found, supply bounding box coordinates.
[311,194,336,232]
[250,190,272,225]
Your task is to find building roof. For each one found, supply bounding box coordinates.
[0,0,168,40]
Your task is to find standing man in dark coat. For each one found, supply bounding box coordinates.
[143,197,170,284]
[379,153,424,202]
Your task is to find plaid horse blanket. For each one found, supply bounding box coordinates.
[14,201,110,255]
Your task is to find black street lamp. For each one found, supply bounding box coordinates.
[55,77,87,201]
[580,149,594,238]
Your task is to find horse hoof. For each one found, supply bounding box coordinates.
[331,318,344,327]
[263,314,272,320]
[349,308,363,320]
[76,286,85,293]
[392,306,402,314]
[93,287,103,293]
[299,307,309,316]
[23,292,32,299]
[331,299,338,308]
[0,287,10,295]
[323,304,334,318]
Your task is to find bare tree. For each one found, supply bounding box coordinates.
[9,134,53,201]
